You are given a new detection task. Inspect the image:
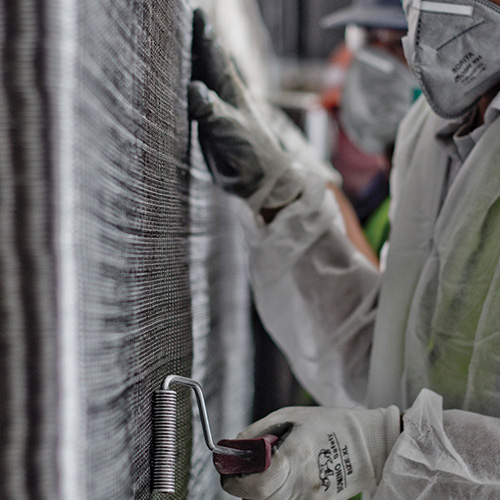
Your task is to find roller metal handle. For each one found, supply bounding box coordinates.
[153,377,253,493]
[153,376,276,493]
[161,375,251,457]
[213,434,279,475]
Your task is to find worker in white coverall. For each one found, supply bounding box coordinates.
[323,0,418,260]
[189,0,500,497]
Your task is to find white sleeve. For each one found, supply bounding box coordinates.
[375,389,500,499]
[240,174,381,407]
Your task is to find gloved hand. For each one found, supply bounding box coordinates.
[189,9,304,214]
[221,405,401,500]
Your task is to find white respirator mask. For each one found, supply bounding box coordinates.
[401,0,500,119]
[340,46,418,154]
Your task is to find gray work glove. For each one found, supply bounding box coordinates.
[189,9,304,213]
[221,405,400,499]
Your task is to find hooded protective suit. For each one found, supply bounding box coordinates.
[241,93,500,496]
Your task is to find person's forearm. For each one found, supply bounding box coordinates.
[261,182,379,268]
[375,389,500,498]
[245,176,380,406]
[328,183,379,268]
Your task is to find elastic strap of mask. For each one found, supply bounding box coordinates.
[420,1,473,16]
[357,50,395,75]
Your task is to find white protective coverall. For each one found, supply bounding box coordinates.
[240,93,500,496]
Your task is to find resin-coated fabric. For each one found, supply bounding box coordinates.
[0,0,60,497]
[188,133,254,500]
[74,2,194,498]
[1,0,260,498]
[0,0,194,498]
[186,1,268,498]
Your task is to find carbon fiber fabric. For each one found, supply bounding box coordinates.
[186,1,271,497]
[1,0,194,498]
[73,2,193,498]
[0,0,263,498]
[187,130,253,500]
[0,1,59,497]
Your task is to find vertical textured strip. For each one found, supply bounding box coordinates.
[187,2,258,498]
[72,0,193,498]
[47,0,84,497]
[1,1,256,498]
[0,0,29,496]
[188,132,254,500]
[0,0,59,497]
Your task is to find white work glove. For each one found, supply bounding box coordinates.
[189,9,304,214]
[222,405,401,500]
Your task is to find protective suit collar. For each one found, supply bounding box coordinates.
[436,88,500,158]
[435,108,479,163]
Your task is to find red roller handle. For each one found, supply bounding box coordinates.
[213,434,279,475]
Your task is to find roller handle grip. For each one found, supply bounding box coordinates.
[213,434,279,475]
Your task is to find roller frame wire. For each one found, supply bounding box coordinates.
[153,375,250,494]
